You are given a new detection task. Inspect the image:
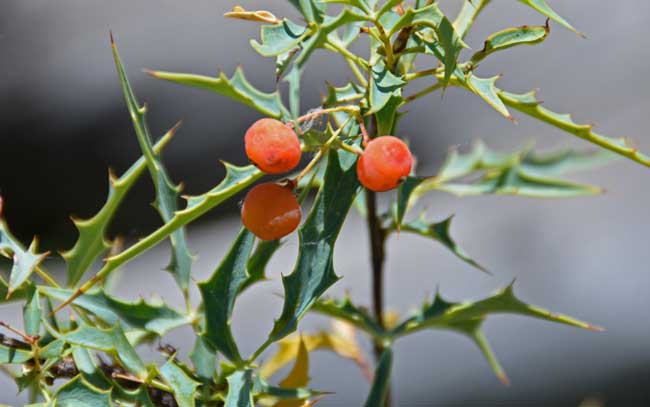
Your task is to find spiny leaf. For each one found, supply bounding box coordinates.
[471,20,550,64]
[265,149,361,344]
[394,176,427,228]
[288,0,326,24]
[393,215,487,273]
[0,213,47,299]
[0,275,28,302]
[23,284,40,337]
[160,359,200,407]
[62,126,176,287]
[498,89,650,167]
[52,375,112,407]
[112,36,193,294]
[392,283,603,337]
[437,16,463,87]
[375,95,403,136]
[466,74,513,120]
[453,0,491,40]
[41,287,192,336]
[251,19,308,57]
[295,8,370,68]
[311,297,385,338]
[148,67,290,119]
[198,228,256,363]
[225,370,255,407]
[63,324,147,379]
[240,239,282,293]
[415,142,605,198]
[517,0,581,35]
[190,336,217,382]
[363,348,392,407]
[369,60,406,114]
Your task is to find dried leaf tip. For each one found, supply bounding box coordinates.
[0,195,3,218]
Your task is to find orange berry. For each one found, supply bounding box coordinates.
[241,183,301,241]
[245,118,301,174]
[357,136,412,192]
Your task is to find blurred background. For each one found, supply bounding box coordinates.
[1,0,649,405]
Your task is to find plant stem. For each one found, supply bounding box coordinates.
[364,117,392,407]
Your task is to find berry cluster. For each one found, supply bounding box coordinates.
[241,118,413,240]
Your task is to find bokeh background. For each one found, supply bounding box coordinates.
[1,1,649,405]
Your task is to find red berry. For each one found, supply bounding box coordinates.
[245,118,301,174]
[357,136,412,192]
[241,183,301,241]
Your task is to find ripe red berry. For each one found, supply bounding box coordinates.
[357,136,412,192]
[245,118,301,174]
[241,183,301,241]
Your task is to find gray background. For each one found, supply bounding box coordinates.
[1,1,649,406]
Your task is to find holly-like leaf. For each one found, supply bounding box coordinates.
[225,370,255,407]
[369,60,406,113]
[0,213,47,299]
[466,74,513,120]
[471,20,550,64]
[23,284,41,337]
[160,359,200,407]
[148,67,290,119]
[311,297,385,339]
[288,0,326,24]
[112,37,193,295]
[63,324,147,379]
[0,338,32,364]
[263,149,361,344]
[251,19,309,57]
[295,8,370,68]
[392,215,487,273]
[363,348,392,407]
[437,16,463,87]
[41,287,192,336]
[498,89,650,167]
[190,336,217,382]
[517,0,581,35]
[0,275,28,302]
[415,142,605,198]
[453,0,491,40]
[240,239,282,293]
[62,125,177,287]
[52,375,112,407]
[394,176,427,227]
[199,228,256,363]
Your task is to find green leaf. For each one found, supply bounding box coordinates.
[322,0,371,14]
[112,37,193,294]
[265,149,361,344]
[325,82,364,107]
[415,142,604,198]
[251,19,309,57]
[149,67,290,119]
[363,348,392,407]
[369,60,406,114]
[0,275,28,302]
[520,148,616,177]
[63,324,147,379]
[437,16,463,87]
[23,284,40,337]
[388,4,445,36]
[394,215,487,273]
[295,8,370,68]
[392,282,603,337]
[374,95,403,136]
[225,370,255,407]
[453,0,491,40]
[394,176,426,227]
[311,296,385,338]
[41,287,192,336]
[160,359,200,407]
[517,0,581,35]
[0,338,32,364]
[285,66,302,118]
[190,336,217,381]
[240,239,282,293]
[0,216,47,298]
[471,21,550,64]
[498,89,650,167]
[184,164,263,210]
[62,126,176,287]
[289,0,326,23]
[53,375,112,407]
[71,346,112,390]
[199,229,255,363]
[377,0,403,18]
[466,74,513,120]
